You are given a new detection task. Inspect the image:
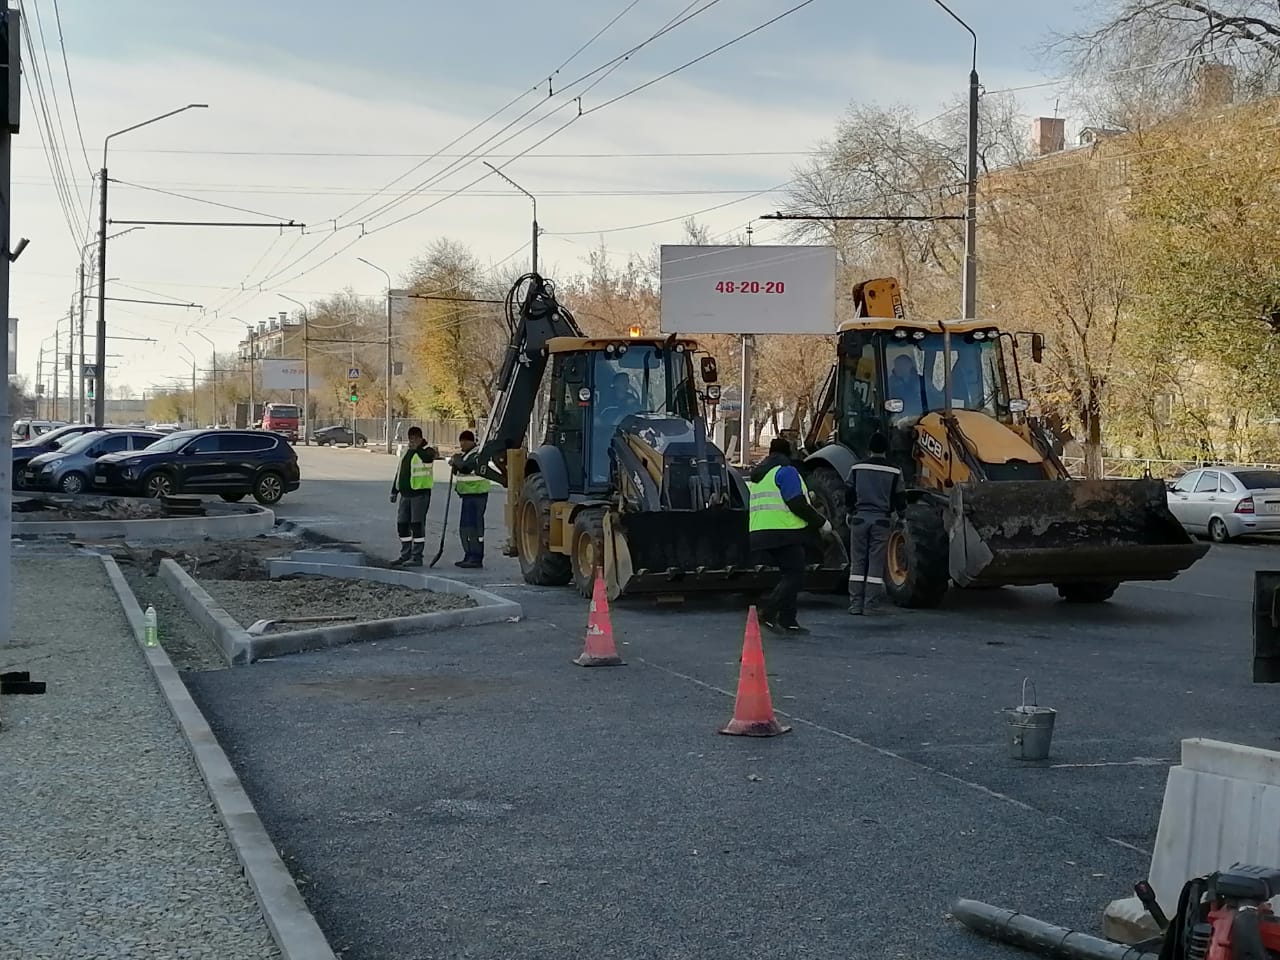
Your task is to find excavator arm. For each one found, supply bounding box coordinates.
[476,273,583,485]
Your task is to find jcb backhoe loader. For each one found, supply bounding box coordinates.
[800,277,1207,606]
[474,273,844,600]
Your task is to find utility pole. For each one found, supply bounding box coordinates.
[356,259,393,454]
[1,5,22,646]
[279,295,310,443]
[52,320,59,421]
[97,104,208,426]
[192,329,215,425]
[77,261,85,421]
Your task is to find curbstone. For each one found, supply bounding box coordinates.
[159,559,252,666]
[15,502,275,540]
[250,560,522,661]
[289,548,367,566]
[100,555,339,960]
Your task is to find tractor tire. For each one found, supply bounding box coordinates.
[1055,581,1118,603]
[803,464,850,575]
[884,502,949,608]
[570,508,607,598]
[516,472,572,587]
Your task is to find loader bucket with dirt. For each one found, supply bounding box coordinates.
[601,509,846,601]
[947,477,1209,588]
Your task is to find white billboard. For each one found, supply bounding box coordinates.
[260,358,306,391]
[659,244,837,335]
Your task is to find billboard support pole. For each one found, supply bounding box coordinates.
[739,333,753,467]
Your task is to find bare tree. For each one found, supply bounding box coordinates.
[1050,1,1280,128]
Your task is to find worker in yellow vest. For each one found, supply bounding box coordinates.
[746,437,831,634]
[389,426,436,567]
[448,429,489,568]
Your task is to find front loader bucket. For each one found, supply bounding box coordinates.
[601,509,844,600]
[949,478,1209,588]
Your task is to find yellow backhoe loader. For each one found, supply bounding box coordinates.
[799,278,1207,605]
[476,273,843,600]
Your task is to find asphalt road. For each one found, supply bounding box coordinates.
[185,445,1280,959]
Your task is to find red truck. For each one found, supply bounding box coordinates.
[261,402,300,442]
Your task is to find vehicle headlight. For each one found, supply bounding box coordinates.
[45,459,63,472]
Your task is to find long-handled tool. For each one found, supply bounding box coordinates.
[429,469,456,568]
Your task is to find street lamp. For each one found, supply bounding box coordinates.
[190,329,217,426]
[177,343,197,427]
[483,161,538,275]
[279,294,310,443]
[356,258,394,454]
[926,0,978,419]
[96,103,208,427]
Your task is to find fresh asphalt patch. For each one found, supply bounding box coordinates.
[183,564,1270,960]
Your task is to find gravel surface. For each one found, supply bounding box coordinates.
[122,565,227,672]
[0,556,281,960]
[204,575,476,631]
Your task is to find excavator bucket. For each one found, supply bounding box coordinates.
[601,508,845,600]
[948,478,1208,588]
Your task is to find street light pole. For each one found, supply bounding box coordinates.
[926,0,978,420]
[192,329,216,426]
[279,294,309,443]
[178,343,196,427]
[482,161,542,433]
[96,103,207,427]
[357,258,394,454]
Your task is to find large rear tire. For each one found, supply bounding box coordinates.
[570,508,607,598]
[517,472,572,587]
[803,464,849,574]
[884,502,949,608]
[1055,581,1118,603]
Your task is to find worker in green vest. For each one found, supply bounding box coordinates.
[389,426,436,567]
[746,436,831,634]
[448,429,489,568]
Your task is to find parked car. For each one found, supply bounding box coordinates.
[147,422,181,435]
[93,429,301,505]
[12,423,102,488]
[1166,466,1280,542]
[25,430,161,494]
[12,419,66,443]
[310,425,367,447]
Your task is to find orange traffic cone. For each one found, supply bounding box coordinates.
[719,606,791,737]
[574,568,626,667]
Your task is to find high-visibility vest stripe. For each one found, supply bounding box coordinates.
[396,454,434,491]
[747,466,809,533]
[455,476,489,495]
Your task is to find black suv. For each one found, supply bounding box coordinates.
[93,429,301,505]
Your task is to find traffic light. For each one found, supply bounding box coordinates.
[348,382,358,404]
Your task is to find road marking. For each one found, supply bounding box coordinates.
[636,655,1153,859]
[1050,757,1172,769]
[1128,582,1248,603]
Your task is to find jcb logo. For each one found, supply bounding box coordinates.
[918,432,945,462]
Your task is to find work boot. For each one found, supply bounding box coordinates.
[758,613,788,636]
[847,603,864,616]
[404,557,423,568]
[783,622,810,635]
[454,559,469,568]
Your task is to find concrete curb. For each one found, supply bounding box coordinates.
[159,559,252,666]
[15,502,275,540]
[100,555,339,960]
[250,560,523,661]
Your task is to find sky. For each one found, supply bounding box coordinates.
[12,0,1096,398]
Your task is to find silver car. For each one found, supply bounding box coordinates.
[1166,466,1280,542]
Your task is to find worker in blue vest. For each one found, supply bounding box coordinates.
[389,426,436,567]
[845,432,906,614]
[747,437,831,634]
[448,429,489,568]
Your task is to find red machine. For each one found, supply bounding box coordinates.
[1156,865,1280,960]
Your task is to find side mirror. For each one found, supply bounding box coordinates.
[1031,333,1045,364]
[1009,399,1029,413]
[883,399,904,414]
[700,356,718,384]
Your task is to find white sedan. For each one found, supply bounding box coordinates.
[1167,467,1280,542]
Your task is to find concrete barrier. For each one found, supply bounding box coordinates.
[1103,738,1280,941]
[158,559,252,666]
[251,560,522,661]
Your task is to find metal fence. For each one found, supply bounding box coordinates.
[1059,456,1280,479]
[308,417,480,451]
